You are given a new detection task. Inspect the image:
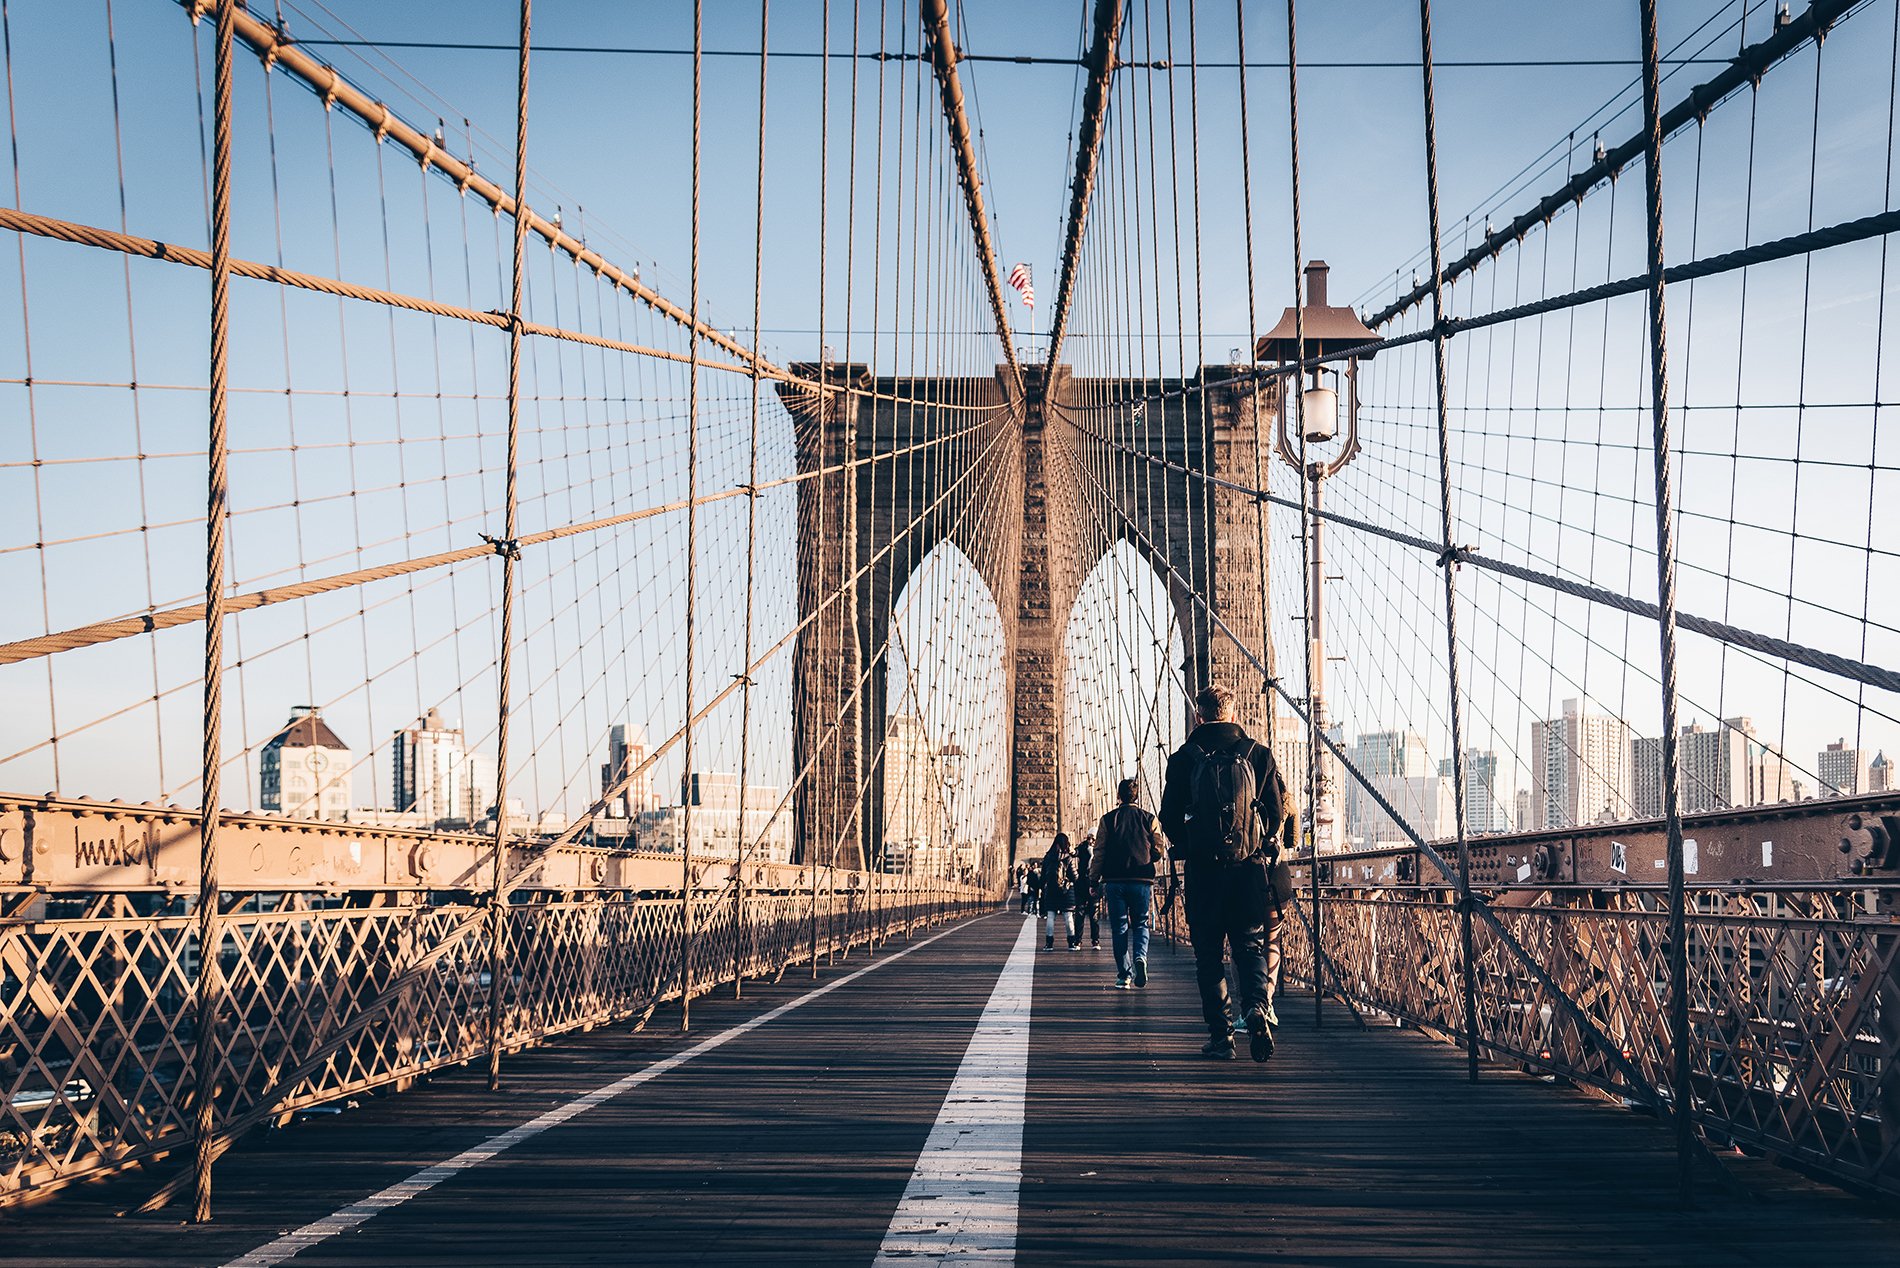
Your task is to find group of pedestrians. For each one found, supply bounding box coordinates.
[1016,683,1292,1062]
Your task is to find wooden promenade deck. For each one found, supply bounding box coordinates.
[1,910,1892,1266]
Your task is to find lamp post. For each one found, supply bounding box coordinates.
[939,743,965,896]
[1257,260,1378,859]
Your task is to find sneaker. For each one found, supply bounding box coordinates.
[1068,942,1081,952]
[1245,1007,1276,1062]
[1132,956,1148,988]
[1115,975,1131,989]
[1043,939,1054,951]
[1092,942,1101,950]
[1200,1035,1235,1060]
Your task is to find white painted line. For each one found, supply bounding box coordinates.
[874,914,1039,1265]
[224,916,994,1268]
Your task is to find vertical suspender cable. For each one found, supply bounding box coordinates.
[487,0,531,1091]
[1417,0,1481,1084]
[682,0,704,1027]
[735,0,770,1002]
[1637,0,1693,1208]
[1233,0,1268,737]
[1283,0,1320,1031]
[190,0,235,1224]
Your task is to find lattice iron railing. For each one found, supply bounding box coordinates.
[0,882,995,1205]
[1276,884,1900,1198]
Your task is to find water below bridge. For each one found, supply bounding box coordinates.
[1,912,1891,1266]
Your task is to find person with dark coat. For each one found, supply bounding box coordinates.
[1092,778,1167,987]
[1158,683,1291,1062]
[1073,834,1101,949]
[1040,833,1080,951]
[1025,860,1042,914]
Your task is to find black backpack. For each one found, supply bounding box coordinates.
[1186,737,1260,865]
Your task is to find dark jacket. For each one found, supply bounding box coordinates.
[1040,848,1077,911]
[1091,805,1165,882]
[1073,844,1098,907]
[1157,721,1288,868]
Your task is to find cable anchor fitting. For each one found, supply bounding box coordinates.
[481,533,523,561]
[1436,544,1472,571]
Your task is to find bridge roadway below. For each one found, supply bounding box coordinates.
[1,912,1892,1266]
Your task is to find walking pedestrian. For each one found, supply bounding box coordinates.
[1025,859,1042,915]
[1040,833,1080,951]
[1158,684,1292,1062]
[1091,778,1166,988]
[1017,864,1032,913]
[1073,834,1101,949]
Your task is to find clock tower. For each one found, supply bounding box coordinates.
[260,705,354,820]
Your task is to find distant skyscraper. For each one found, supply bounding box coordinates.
[601,724,654,816]
[1818,739,1873,796]
[1438,749,1508,834]
[1347,729,1431,844]
[1270,715,1342,853]
[883,713,947,867]
[1747,735,1802,805]
[1513,789,1532,835]
[1872,751,1892,793]
[638,770,790,863]
[262,706,352,820]
[1530,699,1631,829]
[1633,718,1755,817]
[392,708,496,829]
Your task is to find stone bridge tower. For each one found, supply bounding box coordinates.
[777,363,1274,878]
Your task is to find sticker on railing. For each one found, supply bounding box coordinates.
[1762,840,1773,867]
[1610,841,1626,873]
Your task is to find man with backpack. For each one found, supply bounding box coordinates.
[1091,778,1166,988]
[1158,683,1292,1062]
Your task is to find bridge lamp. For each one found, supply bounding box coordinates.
[1255,260,1380,858]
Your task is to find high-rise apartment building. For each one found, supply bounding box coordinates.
[1530,699,1631,829]
[636,770,791,863]
[1269,715,1343,853]
[883,713,947,863]
[1632,718,1755,817]
[261,706,353,820]
[1873,751,1892,792]
[600,723,655,816]
[391,708,497,829]
[1748,737,1803,805]
[1819,739,1873,796]
[1437,749,1509,834]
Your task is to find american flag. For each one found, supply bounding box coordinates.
[1007,263,1035,309]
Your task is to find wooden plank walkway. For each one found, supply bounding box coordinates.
[0,911,1891,1266]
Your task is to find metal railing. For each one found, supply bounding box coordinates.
[1278,883,1899,1198]
[0,878,999,1205]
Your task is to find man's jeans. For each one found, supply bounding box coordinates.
[1104,881,1153,976]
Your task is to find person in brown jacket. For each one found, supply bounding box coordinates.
[1091,778,1167,988]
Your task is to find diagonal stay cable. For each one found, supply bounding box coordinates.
[1073,415,1900,697]
[0,414,993,666]
[1367,0,1861,327]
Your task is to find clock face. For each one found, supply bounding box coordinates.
[306,750,329,772]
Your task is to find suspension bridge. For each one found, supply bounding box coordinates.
[0,0,1896,1261]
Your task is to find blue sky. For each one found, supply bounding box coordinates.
[1,0,1892,823]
